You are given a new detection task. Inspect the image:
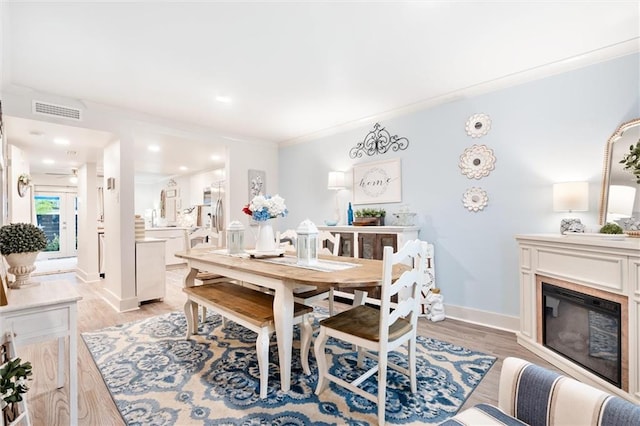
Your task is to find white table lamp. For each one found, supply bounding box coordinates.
[553,181,588,233]
[327,171,346,223]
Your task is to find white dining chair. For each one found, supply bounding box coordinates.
[314,239,427,426]
[188,228,234,322]
[277,229,298,253]
[290,231,341,315]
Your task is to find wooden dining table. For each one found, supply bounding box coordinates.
[175,248,408,393]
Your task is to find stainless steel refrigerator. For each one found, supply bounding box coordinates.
[210,181,225,244]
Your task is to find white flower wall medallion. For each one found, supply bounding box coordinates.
[462,187,489,212]
[459,144,496,179]
[465,113,491,138]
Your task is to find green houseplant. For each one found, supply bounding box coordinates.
[619,139,640,184]
[599,223,624,234]
[353,208,386,226]
[0,223,47,288]
[0,356,32,424]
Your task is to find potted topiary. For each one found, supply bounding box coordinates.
[0,223,47,288]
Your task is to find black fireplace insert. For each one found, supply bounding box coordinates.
[542,282,622,388]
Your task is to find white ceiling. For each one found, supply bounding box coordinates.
[1,2,639,179]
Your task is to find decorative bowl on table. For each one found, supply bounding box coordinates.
[324,220,338,226]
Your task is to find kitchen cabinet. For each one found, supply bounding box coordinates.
[145,227,188,267]
[136,239,166,303]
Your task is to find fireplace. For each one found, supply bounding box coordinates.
[542,281,621,387]
[517,234,638,402]
[534,274,629,392]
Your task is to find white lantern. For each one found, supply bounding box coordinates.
[296,219,318,266]
[227,220,245,254]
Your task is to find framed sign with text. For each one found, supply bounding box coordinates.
[352,158,402,204]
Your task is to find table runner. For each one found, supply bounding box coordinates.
[258,256,361,272]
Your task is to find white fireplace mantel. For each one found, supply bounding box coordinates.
[516,233,640,403]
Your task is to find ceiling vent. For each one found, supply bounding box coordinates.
[32,100,82,121]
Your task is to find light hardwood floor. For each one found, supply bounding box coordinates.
[21,269,556,425]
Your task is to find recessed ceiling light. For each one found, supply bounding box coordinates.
[210,155,221,161]
[69,176,78,184]
[42,159,55,164]
[148,145,160,152]
[54,138,70,145]
[179,166,188,171]
[215,95,232,103]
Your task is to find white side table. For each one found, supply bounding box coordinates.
[0,280,82,425]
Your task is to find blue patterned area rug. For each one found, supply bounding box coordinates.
[82,310,495,425]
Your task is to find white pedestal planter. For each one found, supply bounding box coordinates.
[4,252,39,288]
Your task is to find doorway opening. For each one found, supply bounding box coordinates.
[34,191,78,260]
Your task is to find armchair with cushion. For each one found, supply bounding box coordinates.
[441,356,640,425]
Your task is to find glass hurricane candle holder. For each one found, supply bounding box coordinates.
[227,220,245,254]
[296,219,318,266]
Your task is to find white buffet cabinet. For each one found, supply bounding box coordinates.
[145,227,188,267]
[136,238,166,303]
[317,225,420,259]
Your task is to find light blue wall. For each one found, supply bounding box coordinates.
[279,53,640,318]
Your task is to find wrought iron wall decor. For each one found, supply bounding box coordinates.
[349,122,409,158]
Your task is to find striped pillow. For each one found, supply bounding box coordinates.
[499,357,640,426]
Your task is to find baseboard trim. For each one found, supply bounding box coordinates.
[334,291,519,332]
[99,287,139,313]
[443,304,519,333]
[74,268,101,283]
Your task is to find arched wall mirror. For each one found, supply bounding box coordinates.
[599,118,640,226]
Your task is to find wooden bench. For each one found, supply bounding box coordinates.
[183,282,313,399]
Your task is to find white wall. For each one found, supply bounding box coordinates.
[227,143,279,247]
[279,53,640,328]
[134,182,157,219]
[7,144,32,223]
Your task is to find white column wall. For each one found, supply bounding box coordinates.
[102,137,137,311]
[76,162,100,282]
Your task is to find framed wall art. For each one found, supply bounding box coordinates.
[352,158,402,205]
[248,169,266,199]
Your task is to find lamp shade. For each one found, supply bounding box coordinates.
[553,182,589,212]
[327,171,346,190]
[608,185,636,218]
